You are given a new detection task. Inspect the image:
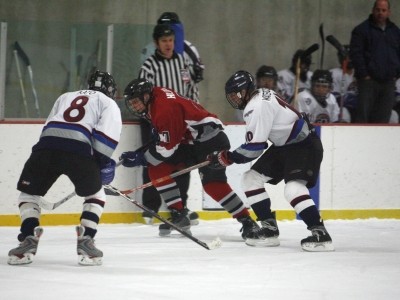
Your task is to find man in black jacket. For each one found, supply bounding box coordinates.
[350,0,400,123]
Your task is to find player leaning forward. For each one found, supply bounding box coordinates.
[208,70,334,251]
[120,79,261,240]
[8,71,122,265]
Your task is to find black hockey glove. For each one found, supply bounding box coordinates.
[206,150,232,169]
[100,159,116,184]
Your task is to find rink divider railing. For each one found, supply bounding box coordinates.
[1,120,400,226]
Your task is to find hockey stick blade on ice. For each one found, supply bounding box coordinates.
[104,184,222,250]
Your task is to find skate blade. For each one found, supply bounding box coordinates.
[190,219,199,226]
[245,237,280,247]
[143,217,154,225]
[8,253,34,265]
[301,241,335,252]
[78,255,102,266]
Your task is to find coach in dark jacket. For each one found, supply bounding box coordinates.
[350,0,400,123]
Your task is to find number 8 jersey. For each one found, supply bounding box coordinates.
[32,90,122,163]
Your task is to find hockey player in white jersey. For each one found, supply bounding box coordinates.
[296,69,340,123]
[277,49,314,103]
[208,70,334,252]
[8,71,122,266]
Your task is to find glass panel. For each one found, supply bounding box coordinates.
[4,20,153,121]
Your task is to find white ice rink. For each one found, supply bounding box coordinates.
[1,218,399,300]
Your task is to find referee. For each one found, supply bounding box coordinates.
[137,24,199,225]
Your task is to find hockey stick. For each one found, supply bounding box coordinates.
[319,23,325,69]
[104,184,222,250]
[39,143,153,210]
[118,160,210,195]
[14,42,40,117]
[326,35,349,120]
[292,43,320,108]
[13,44,29,117]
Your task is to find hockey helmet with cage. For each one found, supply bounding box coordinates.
[123,78,154,117]
[88,70,117,99]
[157,12,180,24]
[225,70,256,110]
[311,69,333,106]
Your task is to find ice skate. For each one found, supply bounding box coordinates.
[8,226,43,265]
[237,216,263,246]
[247,215,280,247]
[142,211,154,225]
[159,208,191,237]
[185,208,199,226]
[301,225,335,252]
[76,225,103,266]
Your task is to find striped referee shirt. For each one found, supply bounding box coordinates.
[138,50,199,102]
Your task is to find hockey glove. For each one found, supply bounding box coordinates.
[100,159,116,185]
[207,150,232,169]
[119,150,147,168]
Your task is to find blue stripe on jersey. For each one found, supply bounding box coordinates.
[43,121,91,141]
[286,118,305,144]
[92,129,118,157]
[231,142,267,164]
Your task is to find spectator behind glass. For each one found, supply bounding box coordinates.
[350,0,400,123]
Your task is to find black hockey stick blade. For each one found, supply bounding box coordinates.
[326,35,348,58]
[104,184,222,250]
[302,43,320,59]
[14,41,31,67]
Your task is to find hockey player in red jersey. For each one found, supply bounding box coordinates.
[208,70,334,251]
[8,71,122,265]
[120,78,260,241]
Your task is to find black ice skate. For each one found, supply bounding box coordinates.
[185,208,199,226]
[238,216,261,244]
[8,226,43,265]
[159,208,191,237]
[301,225,335,252]
[247,213,280,247]
[76,225,103,266]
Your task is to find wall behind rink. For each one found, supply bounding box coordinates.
[0,122,399,226]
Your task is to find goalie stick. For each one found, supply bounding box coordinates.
[292,43,320,108]
[103,184,222,250]
[14,42,41,117]
[326,35,349,120]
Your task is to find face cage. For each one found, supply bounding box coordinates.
[125,96,148,118]
[226,91,246,110]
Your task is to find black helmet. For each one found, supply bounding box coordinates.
[311,69,333,85]
[87,70,117,99]
[225,70,256,110]
[153,24,175,40]
[256,65,278,81]
[157,12,180,24]
[123,78,153,117]
[311,69,333,106]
